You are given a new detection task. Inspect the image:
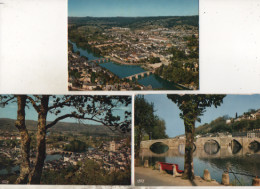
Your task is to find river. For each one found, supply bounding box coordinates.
[139,144,260,186]
[0,154,62,175]
[69,40,185,90]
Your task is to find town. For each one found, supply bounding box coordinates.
[0,130,131,184]
[68,16,199,91]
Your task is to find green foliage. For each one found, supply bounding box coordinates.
[168,47,187,60]
[42,159,131,185]
[134,95,168,157]
[167,95,226,128]
[135,95,168,140]
[63,140,87,152]
[196,116,260,134]
[155,63,199,86]
[149,57,161,64]
[91,72,96,83]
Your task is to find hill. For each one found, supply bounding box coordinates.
[196,116,260,135]
[0,118,126,136]
[68,16,199,29]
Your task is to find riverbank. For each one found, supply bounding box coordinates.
[135,167,221,186]
[109,57,146,66]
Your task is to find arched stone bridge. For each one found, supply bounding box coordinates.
[90,58,110,64]
[140,137,260,157]
[125,71,154,81]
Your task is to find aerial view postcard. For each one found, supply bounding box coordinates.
[135,94,260,186]
[0,95,131,185]
[68,0,199,91]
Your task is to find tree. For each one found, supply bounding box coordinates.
[0,95,30,184]
[0,95,131,184]
[134,95,168,159]
[167,94,225,180]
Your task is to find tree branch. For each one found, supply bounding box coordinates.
[27,96,40,113]
[46,113,108,130]
[0,96,15,107]
[48,96,72,111]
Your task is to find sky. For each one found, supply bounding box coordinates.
[143,94,260,138]
[0,96,132,126]
[68,0,199,17]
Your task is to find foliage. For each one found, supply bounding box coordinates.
[135,95,168,139]
[167,94,225,180]
[149,57,161,64]
[41,160,130,185]
[155,63,199,87]
[167,95,226,127]
[0,95,132,184]
[63,140,87,152]
[134,95,168,157]
[196,115,260,135]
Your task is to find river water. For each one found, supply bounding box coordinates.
[0,154,62,175]
[139,145,260,186]
[69,40,185,90]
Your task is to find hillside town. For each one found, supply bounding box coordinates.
[0,131,131,184]
[85,25,198,65]
[226,109,260,124]
[68,49,146,91]
[68,17,199,91]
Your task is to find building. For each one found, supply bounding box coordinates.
[110,141,120,152]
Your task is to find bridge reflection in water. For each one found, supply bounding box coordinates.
[140,137,260,158]
[138,137,260,186]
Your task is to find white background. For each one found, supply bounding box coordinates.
[0,0,259,188]
[0,0,260,94]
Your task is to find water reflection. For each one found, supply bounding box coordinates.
[231,140,242,154]
[150,142,169,154]
[204,140,220,155]
[249,141,260,153]
[178,143,196,155]
[139,141,260,186]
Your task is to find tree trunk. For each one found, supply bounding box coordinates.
[182,119,195,180]
[28,96,49,184]
[15,95,31,184]
[135,126,143,159]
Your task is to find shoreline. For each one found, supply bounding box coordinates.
[135,166,221,186]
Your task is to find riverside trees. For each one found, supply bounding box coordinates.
[167,94,225,180]
[0,95,131,184]
[134,95,168,159]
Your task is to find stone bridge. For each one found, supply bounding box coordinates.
[140,137,260,158]
[90,58,110,64]
[125,71,154,81]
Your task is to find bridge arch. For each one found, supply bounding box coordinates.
[249,140,260,153]
[149,142,169,154]
[178,143,196,155]
[204,139,220,155]
[231,139,242,154]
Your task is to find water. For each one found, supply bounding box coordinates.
[99,62,146,78]
[69,40,99,60]
[69,40,185,90]
[138,75,184,90]
[139,147,260,186]
[0,154,62,175]
[0,166,19,175]
[45,154,62,162]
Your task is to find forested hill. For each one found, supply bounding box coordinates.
[68,16,199,28]
[195,116,260,134]
[0,118,126,136]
